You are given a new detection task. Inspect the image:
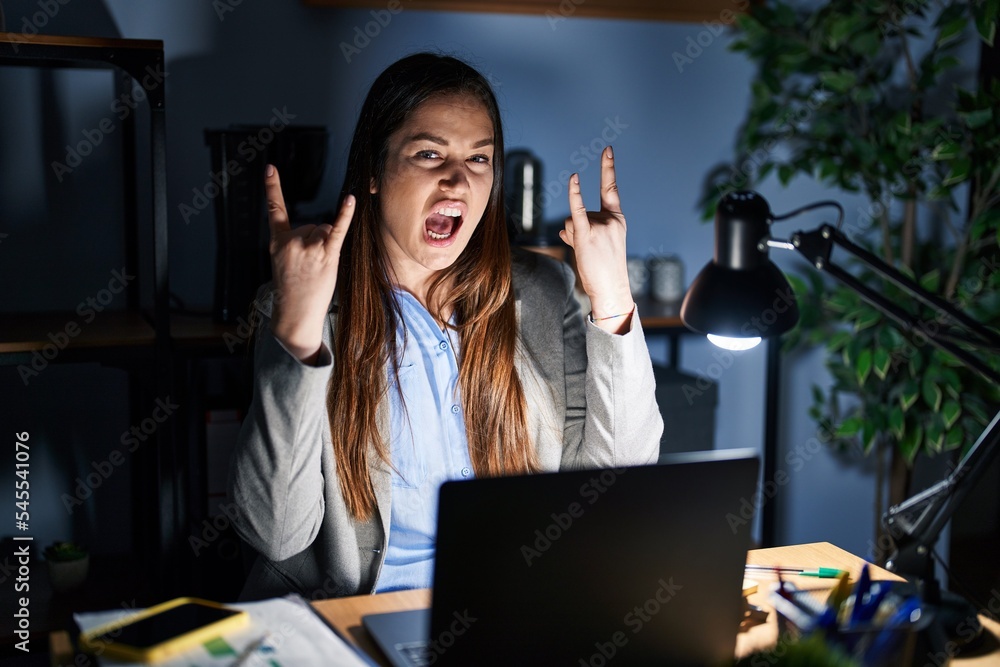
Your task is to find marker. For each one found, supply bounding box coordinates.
[745,565,847,578]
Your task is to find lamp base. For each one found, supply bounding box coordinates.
[921,586,983,649]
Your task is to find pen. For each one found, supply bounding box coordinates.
[230,632,270,667]
[745,565,847,578]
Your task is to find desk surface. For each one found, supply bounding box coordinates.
[313,542,1000,666]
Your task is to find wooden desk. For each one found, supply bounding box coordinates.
[313,542,1000,666]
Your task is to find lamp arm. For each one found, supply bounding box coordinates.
[786,223,1000,579]
[883,409,1000,574]
[790,225,1000,385]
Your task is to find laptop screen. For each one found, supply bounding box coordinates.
[427,449,760,666]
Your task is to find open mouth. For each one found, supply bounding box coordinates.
[424,202,466,243]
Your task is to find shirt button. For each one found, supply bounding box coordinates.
[439,340,449,351]
[461,467,471,477]
[451,404,460,414]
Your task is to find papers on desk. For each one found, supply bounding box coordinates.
[74,594,374,666]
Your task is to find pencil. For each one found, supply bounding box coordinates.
[230,632,270,667]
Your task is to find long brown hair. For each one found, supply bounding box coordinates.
[330,53,536,521]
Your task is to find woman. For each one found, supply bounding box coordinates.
[229,52,662,601]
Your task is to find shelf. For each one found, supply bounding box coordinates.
[0,311,155,354]
[171,314,247,354]
[0,33,164,88]
[635,295,685,331]
[302,0,749,22]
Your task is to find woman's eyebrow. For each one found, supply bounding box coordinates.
[405,132,494,148]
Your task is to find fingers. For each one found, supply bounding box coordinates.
[265,164,292,238]
[599,146,622,214]
[326,194,355,250]
[306,195,355,249]
[567,172,590,233]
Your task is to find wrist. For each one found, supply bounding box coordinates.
[270,312,325,362]
[589,292,635,320]
[589,302,635,323]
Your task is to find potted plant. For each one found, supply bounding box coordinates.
[701,0,1000,555]
[45,541,89,594]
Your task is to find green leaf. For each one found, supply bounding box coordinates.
[850,30,881,57]
[944,426,965,451]
[894,111,912,136]
[857,348,873,385]
[873,347,891,380]
[835,416,864,438]
[829,15,856,48]
[942,400,962,429]
[855,309,881,331]
[778,163,796,186]
[943,158,971,186]
[923,375,943,412]
[926,420,944,453]
[937,16,968,46]
[931,141,962,161]
[862,420,878,453]
[934,55,963,74]
[889,405,905,440]
[970,208,1000,242]
[960,108,994,129]
[828,330,852,352]
[900,381,919,411]
[976,3,998,46]
[920,269,941,292]
[900,424,924,463]
[819,70,858,94]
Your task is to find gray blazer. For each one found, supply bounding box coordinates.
[229,250,663,601]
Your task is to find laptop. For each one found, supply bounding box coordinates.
[363,449,759,667]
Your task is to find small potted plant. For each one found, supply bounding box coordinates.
[45,541,89,594]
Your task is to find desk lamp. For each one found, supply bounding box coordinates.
[681,190,1000,644]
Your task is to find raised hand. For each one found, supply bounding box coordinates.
[559,146,634,332]
[266,164,354,363]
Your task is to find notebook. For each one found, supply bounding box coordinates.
[363,449,760,666]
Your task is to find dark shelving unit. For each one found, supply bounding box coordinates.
[0,33,176,640]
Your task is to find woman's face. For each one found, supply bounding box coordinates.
[374,93,495,287]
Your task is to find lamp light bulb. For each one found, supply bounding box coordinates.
[707,334,761,351]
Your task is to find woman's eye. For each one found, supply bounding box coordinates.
[470,154,492,165]
[416,150,440,160]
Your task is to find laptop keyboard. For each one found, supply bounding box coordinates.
[395,641,434,666]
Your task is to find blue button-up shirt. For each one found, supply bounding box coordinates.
[375,289,474,592]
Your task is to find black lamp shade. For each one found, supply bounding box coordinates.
[680,191,800,338]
